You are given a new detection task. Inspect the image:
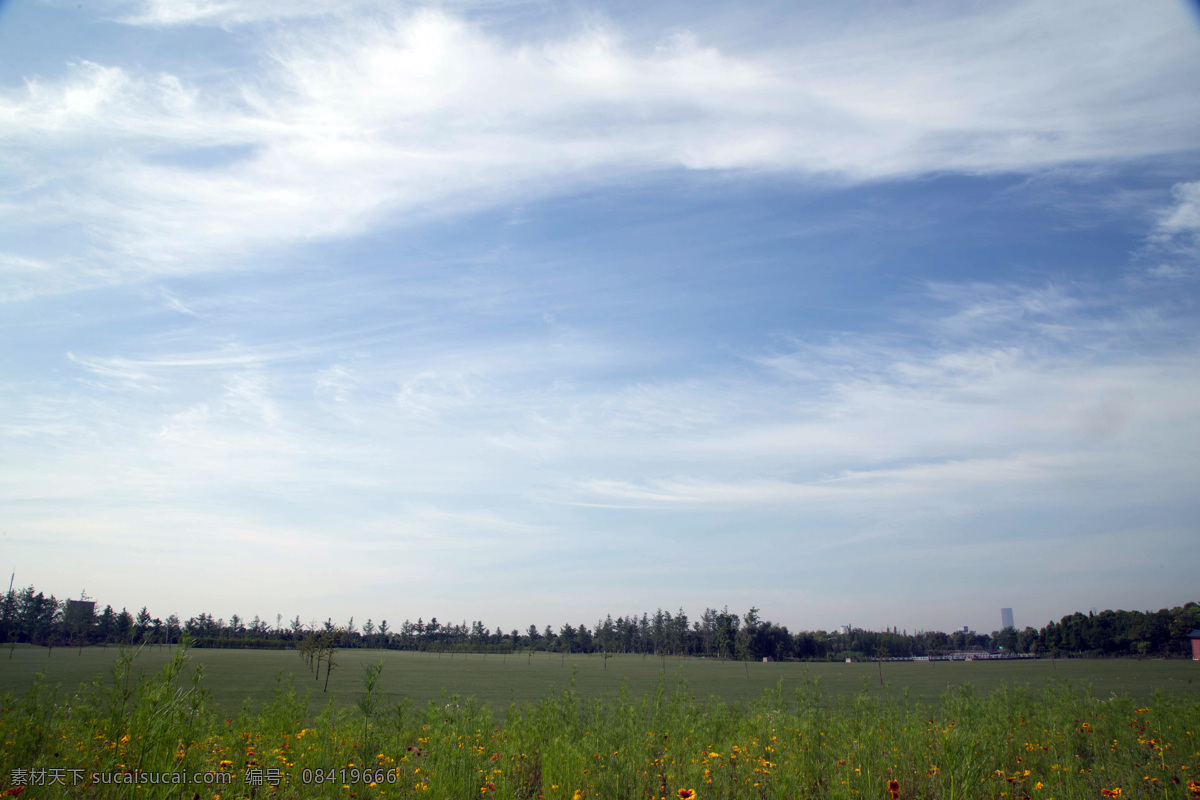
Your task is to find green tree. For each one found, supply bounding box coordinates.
[135,607,152,642]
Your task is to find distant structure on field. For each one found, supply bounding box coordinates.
[1189,630,1200,661]
[65,599,95,617]
[841,624,852,635]
[1001,608,1014,630]
[960,625,970,633]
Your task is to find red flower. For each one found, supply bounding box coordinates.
[4,789,26,797]
[678,791,696,800]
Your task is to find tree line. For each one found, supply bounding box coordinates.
[2,583,1197,660]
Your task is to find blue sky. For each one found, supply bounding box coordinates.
[2,0,1199,636]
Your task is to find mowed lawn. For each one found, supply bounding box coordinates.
[2,644,1197,718]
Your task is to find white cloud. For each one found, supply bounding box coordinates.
[68,348,295,387]
[2,2,1198,294]
[396,369,482,420]
[314,364,356,405]
[570,450,1088,508]
[111,0,520,28]
[1158,181,1200,232]
[1146,263,1192,281]
[0,60,210,141]
[159,286,198,315]
[118,0,351,27]
[1135,180,1200,281]
[555,276,1200,518]
[43,276,1200,518]
[68,351,160,390]
[4,270,1199,625]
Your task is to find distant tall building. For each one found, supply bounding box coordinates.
[1001,608,1014,629]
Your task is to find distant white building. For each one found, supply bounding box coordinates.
[1001,608,1014,629]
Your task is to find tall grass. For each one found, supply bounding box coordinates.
[2,642,1197,799]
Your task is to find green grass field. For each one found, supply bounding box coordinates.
[4,643,1199,798]
[3,643,1197,718]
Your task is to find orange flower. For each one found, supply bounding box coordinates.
[678,791,696,800]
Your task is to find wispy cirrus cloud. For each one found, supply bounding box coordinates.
[115,0,361,27]
[1158,181,1200,235]
[67,347,305,390]
[5,264,1199,625]
[1147,180,1200,274]
[2,1,1198,298]
[571,450,1089,508]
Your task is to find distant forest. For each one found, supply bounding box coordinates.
[2,584,1197,660]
